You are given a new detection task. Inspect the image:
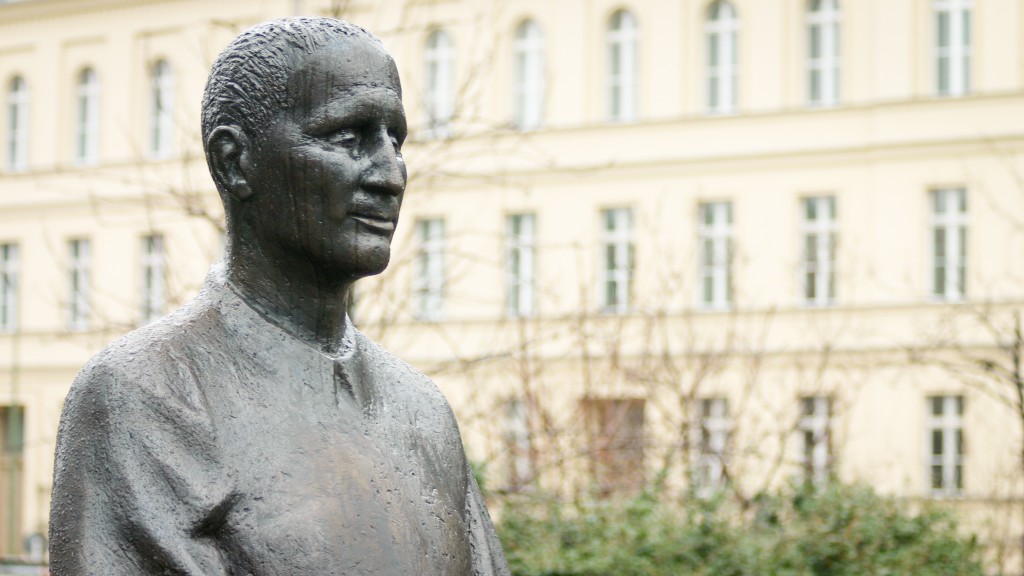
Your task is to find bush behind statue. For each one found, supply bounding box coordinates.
[497,482,984,576]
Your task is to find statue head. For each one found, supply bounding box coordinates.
[202,17,407,284]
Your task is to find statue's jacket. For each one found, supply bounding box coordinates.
[49,265,510,576]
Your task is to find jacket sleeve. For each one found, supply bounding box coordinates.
[465,464,511,576]
[49,356,234,576]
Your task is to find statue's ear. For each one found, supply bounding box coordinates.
[207,125,254,201]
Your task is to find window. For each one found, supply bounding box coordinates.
[699,202,733,309]
[140,234,165,324]
[607,9,639,122]
[934,0,971,96]
[415,218,445,320]
[0,244,17,332]
[74,67,100,165]
[424,30,455,136]
[600,208,633,313]
[806,0,840,107]
[693,397,730,492]
[582,397,645,493]
[6,76,29,172]
[930,188,967,300]
[797,396,832,486]
[927,395,964,496]
[0,406,24,557]
[504,398,534,491]
[705,0,738,114]
[506,213,536,317]
[512,20,545,130]
[801,196,836,306]
[150,59,174,157]
[67,239,90,331]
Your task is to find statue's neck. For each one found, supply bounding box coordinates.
[227,254,351,356]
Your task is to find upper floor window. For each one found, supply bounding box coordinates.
[607,9,639,122]
[0,243,18,333]
[75,67,100,165]
[705,0,738,114]
[140,234,165,324]
[600,207,634,313]
[798,396,832,486]
[699,201,733,309]
[801,196,836,306]
[930,188,967,301]
[934,0,971,96]
[6,76,29,172]
[806,0,840,107]
[506,213,536,317]
[67,238,90,331]
[512,20,545,130]
[149,60,174,158]
[927,395,964,496]
[424,30,455,137]
[415,218,445,320]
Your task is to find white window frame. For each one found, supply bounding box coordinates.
[68,239,90,331]
[934,0,971,97]
[140,234,165,324]
[926,395,964,497]
[415,218,445,320]
[600,208,633,313]
[0,243,18,333]
[606,9,639,122]
[699,202,733,310]
[797,396,832,486]
[506,213,536,317]
[424,30,455,137]
[705,0,738,114]
[75,67,100,165]
[512,20,545,130]
[150,60,174,158]
[806,0,841,107]
[693,397,731,493]
[504,397,533,491]
[930,188,967,301]
[800,196,836,306]
[6,76,29,172]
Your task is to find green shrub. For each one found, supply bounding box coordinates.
[497,483,984,576]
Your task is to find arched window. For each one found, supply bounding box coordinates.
[512,19,545,130]
[607,9,638,122]
[424,30,455,136]
[149,59,174,157]
[934,0,971,96]
[705,0,738,114]
[75,67,100,164]
[807,0,841,107]
[6,76,29,172]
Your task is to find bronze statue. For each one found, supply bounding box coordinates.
[49,18,510,575]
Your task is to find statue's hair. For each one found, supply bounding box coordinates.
[201,17,382,154]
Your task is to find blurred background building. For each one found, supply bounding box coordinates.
[1,0,1024,570]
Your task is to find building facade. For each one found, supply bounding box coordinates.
[1,0,1024,569]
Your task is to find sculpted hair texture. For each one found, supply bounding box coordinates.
[200,17,382,156]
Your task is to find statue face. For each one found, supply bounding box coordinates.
[246,36,408,281]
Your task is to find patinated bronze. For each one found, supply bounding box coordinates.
[49,18,510,575]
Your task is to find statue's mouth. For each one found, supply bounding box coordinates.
[349,213,396,233]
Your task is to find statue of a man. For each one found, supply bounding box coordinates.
[49,18,510,576]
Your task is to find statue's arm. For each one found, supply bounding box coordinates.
[49,359,232,576]
[465,462,512,576]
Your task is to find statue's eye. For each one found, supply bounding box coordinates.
[327,128,360,148]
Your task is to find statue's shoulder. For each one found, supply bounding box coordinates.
[352,330,458,417]
[67,291,225,418]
